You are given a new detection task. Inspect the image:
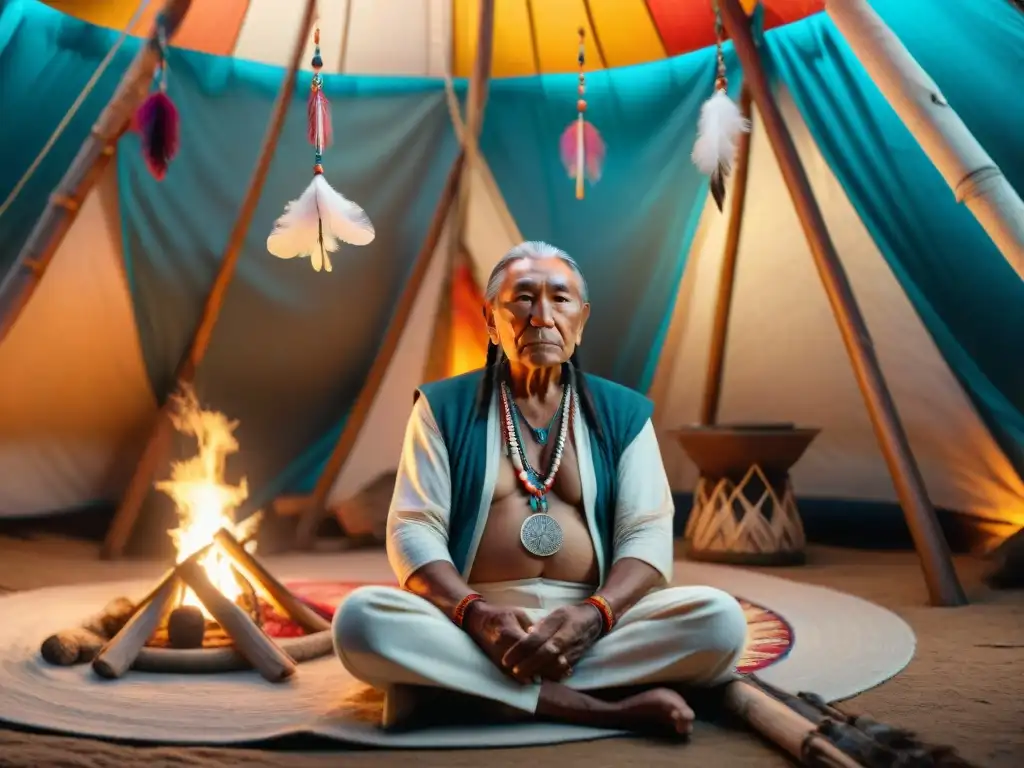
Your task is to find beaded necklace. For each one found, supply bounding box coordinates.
[500,381,574,557]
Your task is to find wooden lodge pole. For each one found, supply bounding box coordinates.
[101,0,319,559]
[718,0,966,606]
[826,0,1024,278]
[423,0,496,384]
[293,152,467,549]
[0,0,193,346]
[294,0,497,548]
[699,85,753,426]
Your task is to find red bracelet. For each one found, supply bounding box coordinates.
[453,593,483,628]
[584,594,615,635]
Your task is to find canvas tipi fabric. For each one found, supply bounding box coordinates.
[0,0,1021,549]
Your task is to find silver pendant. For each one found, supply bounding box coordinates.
[520,513,564,557]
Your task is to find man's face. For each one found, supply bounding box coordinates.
[486,257,591,369]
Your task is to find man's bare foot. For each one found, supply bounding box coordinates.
[536,682,694,738]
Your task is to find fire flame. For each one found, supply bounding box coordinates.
[155,387,253,618]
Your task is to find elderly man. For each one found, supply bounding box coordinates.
[334,241,747,736]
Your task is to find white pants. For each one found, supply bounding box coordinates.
[333,578,748,715]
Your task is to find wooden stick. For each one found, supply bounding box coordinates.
[724,680,862,767]
[101,0,320,560]
[699,84,753,426]
[295,151,467,549]
[0,0,193,347]
[718,0,966,607]
[131,630,333,674]
[423,0,497,383]
[92,573,180,679]
[176,557,296,682]
[826,0,1024,276]
[213,528,330,633]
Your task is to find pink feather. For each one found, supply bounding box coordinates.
[307,89,333,149]
[133,91,179,181]
[559,120,606,183]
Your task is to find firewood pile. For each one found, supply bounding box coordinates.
[39,527,333,681]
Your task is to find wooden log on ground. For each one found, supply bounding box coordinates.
[92,574,180,679]
[176,557,296,682]
[39,596,137,666]
[131,630,334,673]
[723,680,862,767]
[213,528,330,634]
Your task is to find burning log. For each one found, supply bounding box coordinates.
[92,570,182,679]
[176,556,297,682]
[214,528,330,634]
[39,597,137,666]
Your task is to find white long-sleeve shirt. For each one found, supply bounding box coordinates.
[386,393,676,588]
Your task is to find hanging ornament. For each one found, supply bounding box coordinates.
[267,24,375,273]
[559,27,605,200]
[690,3,750,212]
[133,13,179,181]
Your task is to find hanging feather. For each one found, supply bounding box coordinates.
[691,88,750,211]
[560,27,604,200]
[134,90,180,181]
[559,118,606,186]
[266,174,374,273]
[134,17,179,181]
[266,24,374,272]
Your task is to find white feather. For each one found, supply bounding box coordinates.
[691,89,751,175]
[266,175,375,272]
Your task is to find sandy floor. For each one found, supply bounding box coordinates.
[0,536,1021,768]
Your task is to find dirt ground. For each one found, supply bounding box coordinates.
[0,537,1020,768]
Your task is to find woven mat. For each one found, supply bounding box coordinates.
[0,557,914,748]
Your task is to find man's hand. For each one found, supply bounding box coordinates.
[500,603,603,684]
[461,601,534,678]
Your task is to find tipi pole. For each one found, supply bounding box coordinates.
[101,0,319,559]
[294,152,467,549]
[718,0,966,607]
[700,85,753,426]
[0,0,193,347]
[423,0,496,384]
[826,0,1024,277]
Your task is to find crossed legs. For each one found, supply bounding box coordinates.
[333,583,748,733]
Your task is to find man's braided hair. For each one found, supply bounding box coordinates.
[477,241,604,444]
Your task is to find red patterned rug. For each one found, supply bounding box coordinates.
[268,581,793,675]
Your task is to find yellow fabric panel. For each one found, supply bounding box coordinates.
[583,0,665,69]
[42,0,142,29]
[527,0,595,76]
[455,0,537,78]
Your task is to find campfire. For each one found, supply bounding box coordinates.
[40,388,333,682]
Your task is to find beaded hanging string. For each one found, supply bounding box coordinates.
[308,27,332,175]
[267,21,376,273]
[690,2,750,211]
[558,27,605,200]
[501,382,573,513]
[133,13,180,181]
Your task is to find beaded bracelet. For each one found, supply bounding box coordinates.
[584,594,615,635]
[453,593,483,628]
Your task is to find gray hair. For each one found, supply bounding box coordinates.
[483,241,589,304]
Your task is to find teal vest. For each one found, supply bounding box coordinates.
[416,368,654,575]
